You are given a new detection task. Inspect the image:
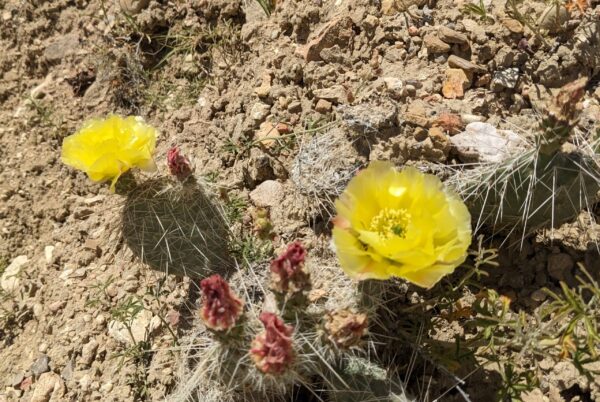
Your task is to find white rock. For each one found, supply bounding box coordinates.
[59,269,74,281]
[33,303,44,318]
[1,255,28,293]
[383,77,403,91]
[108,309,155,345]
[44,246,55,264]
[461,114,486,124]
[83,195,105,205]
[30,73,54,99]
[250,102,271,122]
[450,122,526,163]
[249,180,284,208]
[78,374,92,391]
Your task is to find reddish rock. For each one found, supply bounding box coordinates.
[315,99,333,113]
[275,122,292,134]
[423,33,451,54]
[435,112,464,135]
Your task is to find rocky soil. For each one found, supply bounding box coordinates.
[1,0,600,401]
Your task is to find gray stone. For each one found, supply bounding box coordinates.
[30,355,50,377]
[287,100,302,113]
[494,48,516,69]
[11,372,24,388]
[491,68,519,90]
[547,253,574,281]
[381,0,428,14]
[43,34,80,63]
[339,100,397,134]
[79,339,99,368]
[60,360,74,381]
[447,55,486,73]
[573,20,600,76]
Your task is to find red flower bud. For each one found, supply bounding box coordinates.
[199,274,243,331]
[167,147,193,180]
[250,312,294,374]
[270,242,309,294]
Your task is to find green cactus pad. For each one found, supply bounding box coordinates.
[456,150,600,236]
[122,178,233,278]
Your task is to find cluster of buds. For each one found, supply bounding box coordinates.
[199,274,244,331]
[167,147,193,180]
[250,312,294,375]
[270,242,310,294]
[253,208,273,239]
[324,309,368,349]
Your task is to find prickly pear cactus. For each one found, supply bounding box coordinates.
[456,149,600,235]
[326,356,414,402]
[121,177,233,278]
[451,78,600,236]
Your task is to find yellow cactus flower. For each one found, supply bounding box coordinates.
[61,115,157,191]
[332,161,472,288]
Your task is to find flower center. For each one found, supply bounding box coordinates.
[369,208,410,238]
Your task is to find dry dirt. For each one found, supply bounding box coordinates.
[1,0,600,401]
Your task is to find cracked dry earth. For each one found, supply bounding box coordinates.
[1,0,600,401]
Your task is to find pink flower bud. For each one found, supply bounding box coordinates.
[270,242,309,294]
[250,312,294,375]
[199,274,243,331]
[167,147,193,180]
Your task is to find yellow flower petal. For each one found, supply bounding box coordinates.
[332,161,472,288]
[61,115,157,190]
[395,263,458,289]
[332,227,390,280]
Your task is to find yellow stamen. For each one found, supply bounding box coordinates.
[369,208,410,238]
